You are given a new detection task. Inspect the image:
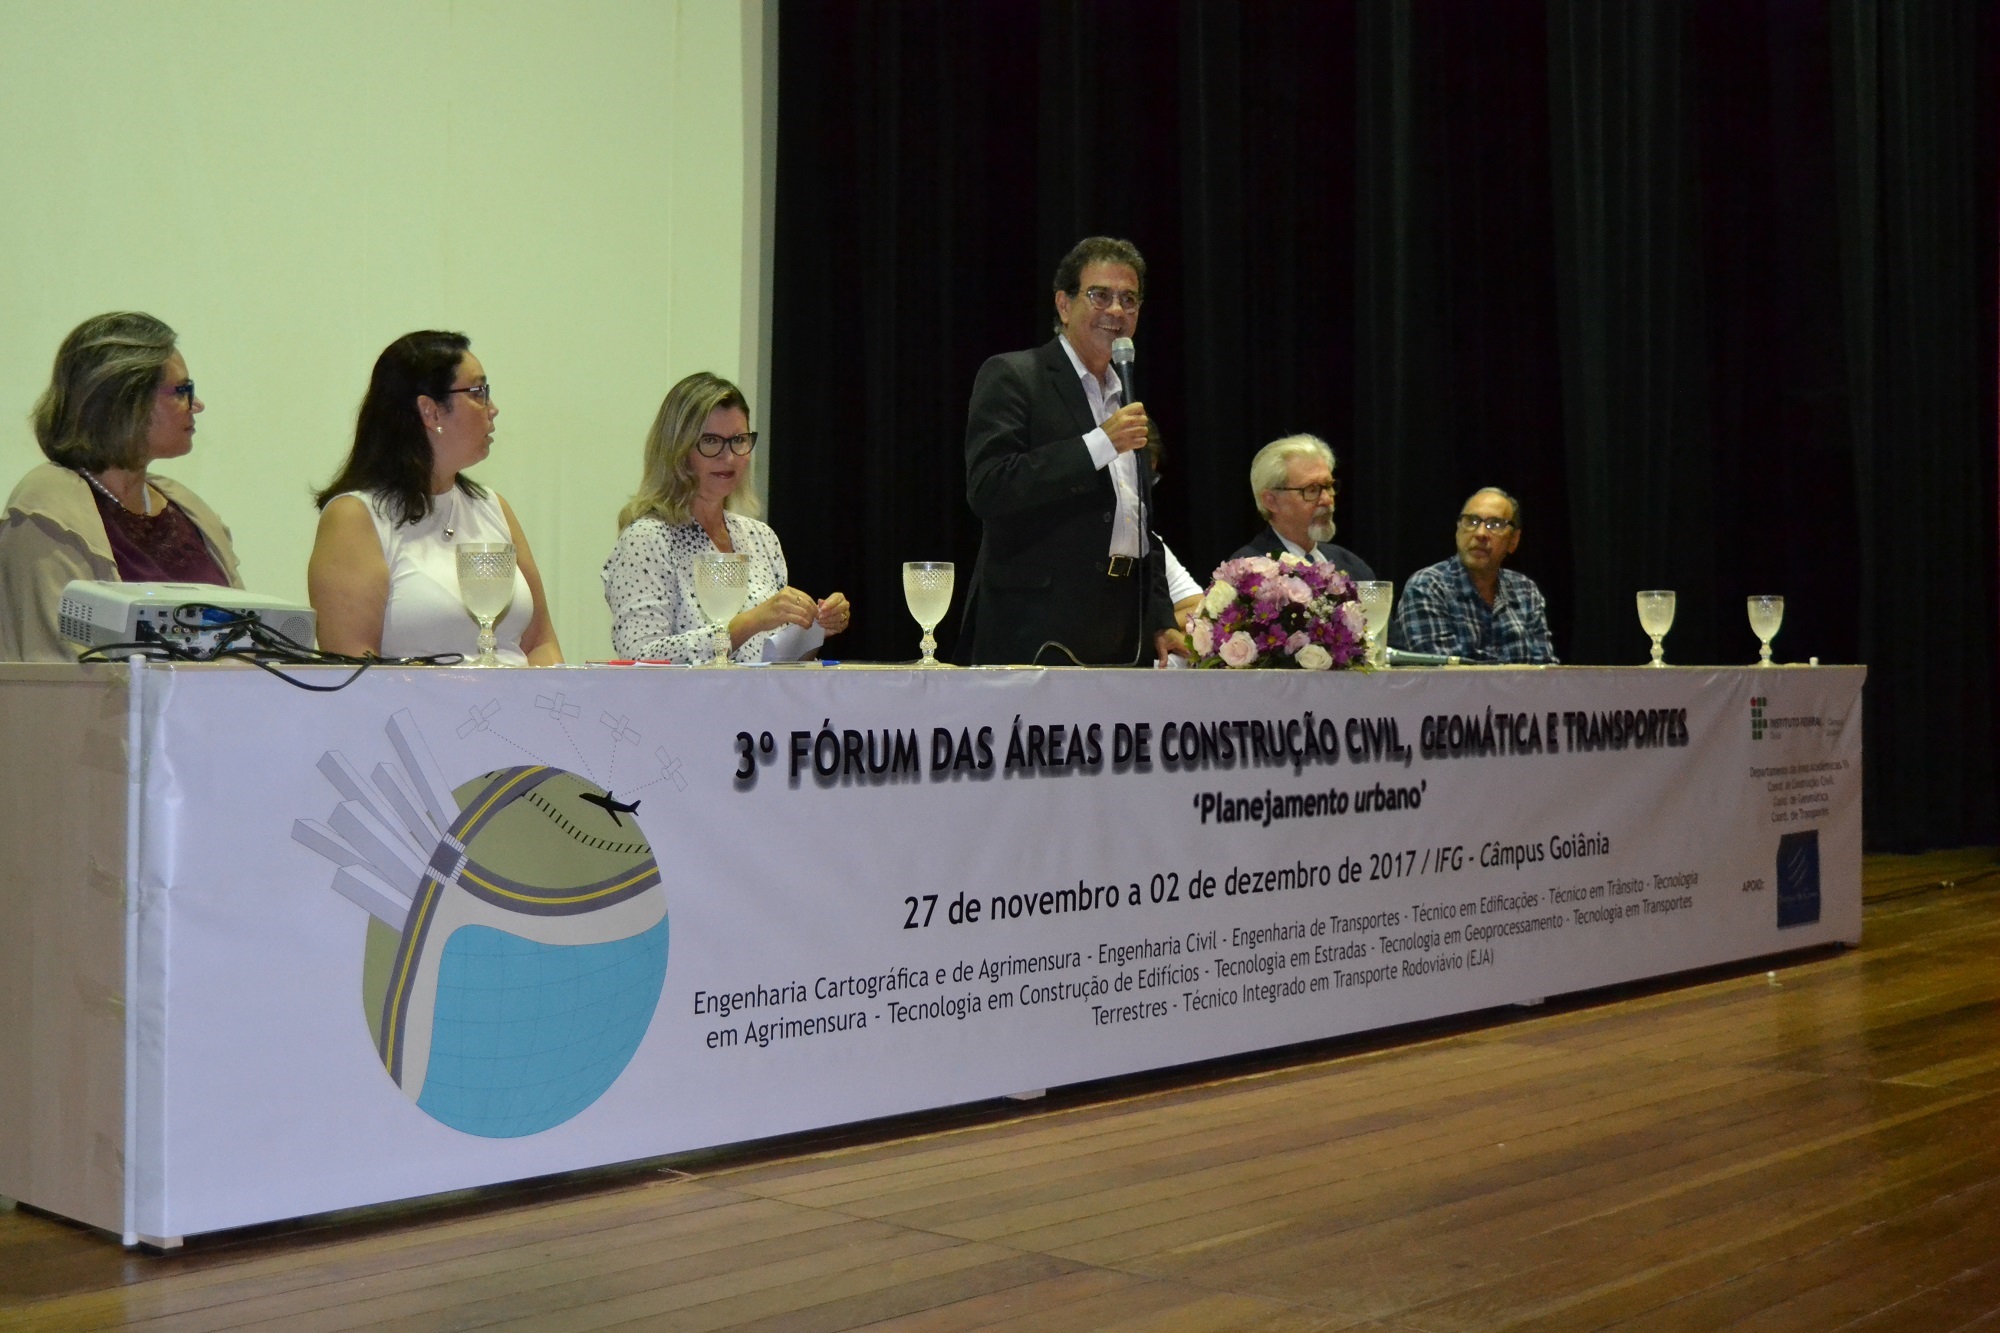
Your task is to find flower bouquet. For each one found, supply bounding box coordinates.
[1186,553,1369,670]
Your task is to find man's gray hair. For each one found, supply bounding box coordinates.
[1465,486,1522,528]
[1250,434,1335,521]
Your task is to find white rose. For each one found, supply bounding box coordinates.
[1295,643,1333,671]
[1202,580,1236,615]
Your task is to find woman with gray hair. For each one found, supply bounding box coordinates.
[602,371,848,662]
[0,312,242,660]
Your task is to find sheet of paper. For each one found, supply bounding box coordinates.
[762,622,826,663]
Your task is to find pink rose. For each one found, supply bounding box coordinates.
[1279,576,1313,604]
[1220,631,1258,668]
[1286,630,1310,654]
[1190,617,1214,656]
[1339,601,1367,636]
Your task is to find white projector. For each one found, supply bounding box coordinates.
[57,581,317,653]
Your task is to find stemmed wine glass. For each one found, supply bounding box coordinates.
[1354,581,1393,668]
[692,552,750,667]
[902,561,954,666]
[1636,590,1676,667]
[455,542,517,667]
[1748,595,1784,666]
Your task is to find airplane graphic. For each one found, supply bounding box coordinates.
[579,789,642,825]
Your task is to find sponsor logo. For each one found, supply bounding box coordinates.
[1776,830,1821,928]
[293,706,673,1138]
[1751,695,1824,742]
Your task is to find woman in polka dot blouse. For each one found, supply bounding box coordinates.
[602,372,849,663]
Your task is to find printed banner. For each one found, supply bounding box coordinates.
[131,662,1863,1237]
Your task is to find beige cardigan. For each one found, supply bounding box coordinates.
[0,462,244,662]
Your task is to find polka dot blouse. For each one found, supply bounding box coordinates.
[601,512,787,664]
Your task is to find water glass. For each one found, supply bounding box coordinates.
[692,552,751,666]
[1636,590,1676,667]
[902,562,954,667]
[1354,581,1393,668]
[455,542,516,667]
[1748,595,1784,666]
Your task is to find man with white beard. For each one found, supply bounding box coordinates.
[1227,434,1374,580]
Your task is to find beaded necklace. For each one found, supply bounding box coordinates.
[76,467,157,517]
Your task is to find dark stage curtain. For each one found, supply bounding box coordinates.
[768,0,1997,850]
[1831,0,1998,847]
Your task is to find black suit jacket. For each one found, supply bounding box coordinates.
[1227,525,1376,582]
[960,338,1174,665]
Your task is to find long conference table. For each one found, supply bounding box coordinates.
[0,659,1863,1246]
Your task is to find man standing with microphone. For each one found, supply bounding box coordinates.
[960,236,1179,665]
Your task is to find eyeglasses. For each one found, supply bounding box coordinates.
[448,384,493,405]
[166,380,196,407]
[696,431,759,457]
[1273,482,1336,504]
[1081,286,1143,312]
[1458,514,1516,533]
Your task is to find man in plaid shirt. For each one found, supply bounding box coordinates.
[1388,487,1558,664]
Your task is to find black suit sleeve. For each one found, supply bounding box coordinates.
[964,354,1102,520]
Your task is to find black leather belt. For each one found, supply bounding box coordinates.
[1105,555,1135,577]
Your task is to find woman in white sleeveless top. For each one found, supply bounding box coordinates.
[307,331,561,665]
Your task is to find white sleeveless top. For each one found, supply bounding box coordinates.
[338,487,533,665]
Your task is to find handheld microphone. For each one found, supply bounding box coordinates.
[1111,337,1136,405]
[1110,336,1149,666]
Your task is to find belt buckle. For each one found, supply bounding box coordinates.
[1106,555,1134,578]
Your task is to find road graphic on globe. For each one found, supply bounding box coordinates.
[293,707,671,1138]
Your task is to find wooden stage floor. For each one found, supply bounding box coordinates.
[5,849,1999,1332]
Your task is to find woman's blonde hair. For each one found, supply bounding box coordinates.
[617,372,761,531]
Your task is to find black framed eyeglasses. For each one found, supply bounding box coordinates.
[1273,482,1335,503]
[1082,286,1143,312]
[696,431,759,457]
[1458,513,1516,533]
[167,380,196,407]
[448,384,493,405]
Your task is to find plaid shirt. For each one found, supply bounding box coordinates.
[1388,558,1558,664]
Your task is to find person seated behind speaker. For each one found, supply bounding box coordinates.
[1227,434,1374,580]
[1388,486,1557,664]
[308,331,562,664]
[602,372,849,663]
[0,312,243,661]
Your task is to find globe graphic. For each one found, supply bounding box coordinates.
[362,766,669,1138]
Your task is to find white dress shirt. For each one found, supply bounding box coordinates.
[1275,532,1328,564]
[1059,335,1144,559]
[1160,540,1202,602]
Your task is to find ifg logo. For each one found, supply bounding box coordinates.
[1749,696,1767,740]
